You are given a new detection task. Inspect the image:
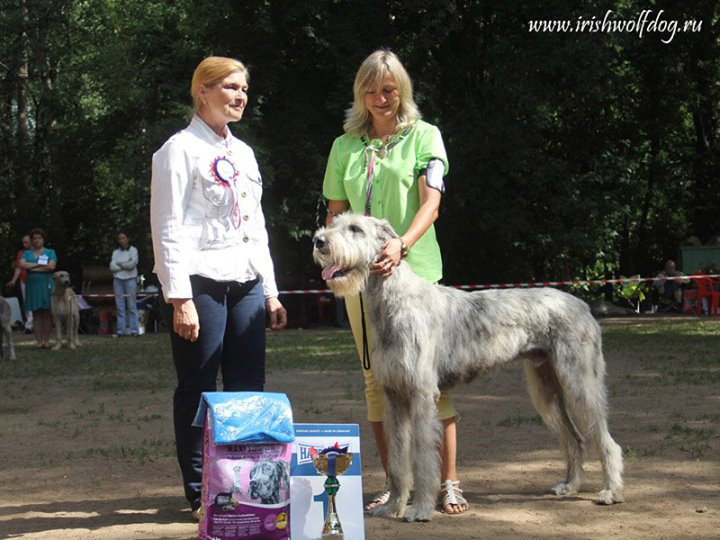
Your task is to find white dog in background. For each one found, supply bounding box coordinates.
[51,271,80,350]
[0,297,16,360]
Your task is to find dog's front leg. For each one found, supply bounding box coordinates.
[369,388,412,518]
[402,390,441,522]
[52,313,63,350]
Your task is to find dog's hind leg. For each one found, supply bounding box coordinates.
[402,390,441,522]
[578,345,624,504]
[370,387,412,518]
[547,339,623,504]
[523,353,584,497]
[593,410,624,504]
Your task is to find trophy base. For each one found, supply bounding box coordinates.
[321,511,344,538]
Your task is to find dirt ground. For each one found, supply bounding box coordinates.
[1,318,719,539]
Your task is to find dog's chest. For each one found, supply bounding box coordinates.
[52,290,77,315]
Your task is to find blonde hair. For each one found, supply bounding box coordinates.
[190,56,248,113]
[343,50,421,138]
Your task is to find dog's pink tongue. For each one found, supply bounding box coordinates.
[322,263,342,281]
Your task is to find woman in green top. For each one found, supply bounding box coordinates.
[323,50,467,515]
[19,228,57,348]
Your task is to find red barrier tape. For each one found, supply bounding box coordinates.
[80,274,719,299]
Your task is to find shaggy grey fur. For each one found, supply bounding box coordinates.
[313,214,624,522]
[0,297,16,360]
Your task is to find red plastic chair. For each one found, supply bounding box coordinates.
[693,276,720,316]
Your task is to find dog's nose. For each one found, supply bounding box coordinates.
[313,236,326,249]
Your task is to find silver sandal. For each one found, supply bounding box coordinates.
[439,479,468,514]
[364,481,391,511]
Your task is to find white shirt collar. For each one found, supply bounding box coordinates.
[190,115,233,145]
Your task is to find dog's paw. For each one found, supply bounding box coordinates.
[69,343,76,350]
[551,482,578,497]
[596,489,623,505]
[52,344,61,351]
[402,504,433,522]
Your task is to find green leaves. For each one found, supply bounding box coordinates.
[0,0,717,288]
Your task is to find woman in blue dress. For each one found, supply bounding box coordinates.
[19,228,56,348]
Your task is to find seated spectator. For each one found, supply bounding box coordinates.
[651,259,688,311]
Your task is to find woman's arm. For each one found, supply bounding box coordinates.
[150,141,194,300]
[29,261,56,272]
[325,199,350,226]
[151,140,197,341]
[109,249,121,272]
[7,264,22,286]
[127,246,139,270]
[373,176,441,276]
[119,247,139,270]
[19,258,38,270]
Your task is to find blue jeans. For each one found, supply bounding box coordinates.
[113,277,139,335]
[165,275,266,509]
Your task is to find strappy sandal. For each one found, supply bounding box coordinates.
[439,479,468,514]
[364,485,391,511]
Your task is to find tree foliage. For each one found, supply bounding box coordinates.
[1,0,719,288]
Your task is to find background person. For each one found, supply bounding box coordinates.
[18,228,56,348]
[651,259,687,311]
[110,232,140,336]
[322,49,467,515]
[6,234,33,332]
[150,56,287,520]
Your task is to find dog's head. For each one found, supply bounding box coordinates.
[53,271,71,288]
[312,213,397,297]
[248,460,289,502]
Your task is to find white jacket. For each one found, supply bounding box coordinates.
[150,116,279,300]
[110,246,139,280]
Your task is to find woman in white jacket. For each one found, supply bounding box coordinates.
[150,56,287,519]
[109,232,139,336]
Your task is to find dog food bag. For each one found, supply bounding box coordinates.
[193,392,295,540]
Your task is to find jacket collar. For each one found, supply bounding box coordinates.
[190,115,233,145]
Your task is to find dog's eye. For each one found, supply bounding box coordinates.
[348,224,363,234]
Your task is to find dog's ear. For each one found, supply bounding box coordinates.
[277,461,290,490]
[369,217,398,241]
[53,271,60,278]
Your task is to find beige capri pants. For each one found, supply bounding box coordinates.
[344,293,458,423]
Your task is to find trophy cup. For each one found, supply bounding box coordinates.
[311,443,353,539]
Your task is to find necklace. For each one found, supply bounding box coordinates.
[361,129,410,216]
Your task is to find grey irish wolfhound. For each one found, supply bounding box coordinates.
[312,213,623,523]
